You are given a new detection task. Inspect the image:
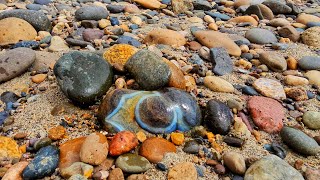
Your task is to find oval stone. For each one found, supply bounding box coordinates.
[245,28,277,44]
[53,51,113,106]
[75,6,109,21]
[115,153,151,173]
[302,111,320,130]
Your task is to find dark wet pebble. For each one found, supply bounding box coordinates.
[66,38,93,47]
[223,136,244,147]
[183,140,200,154]
[11,41,39,49]
[1,91,20,104]
[34,137,52,150]
[241,86,259,96]
[156,163,167,171]
[195,165,205,177]
[110,17,120,26]
[107,5,125,13]
[116,35,142,47]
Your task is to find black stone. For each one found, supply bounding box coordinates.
[66,38,93,47]
[223,136,244,147]
[22,146,59,180]
[210,47,233,76]
[205,100,234,135]
[241,86,259,96]
[0,9,52,31]
[156,163,168,171]
[1,91,20,104]
[54,51,113,106]
[193,0,212,11]
[183,140,200,154]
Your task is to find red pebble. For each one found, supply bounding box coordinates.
[109,131,139,156]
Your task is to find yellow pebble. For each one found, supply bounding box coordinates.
[136,131,147,142]
[170,132,185,145]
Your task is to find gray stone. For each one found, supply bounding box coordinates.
[302,111,320,130]
[245,28,277,44]
[210,47,233,76]
[115,153,151,173]
[262,0,292,14]
[205,100,234,135]
[280,126,320,155]
[259,52,287,72]
[125,50,171,90]
[245,4,274,20]
[53,51,113,106]
[75,6,109,21]
[0,9,52,31]
[244,155,304,180]
[0,48,36,83]
[193,0,212,11]
[298,56,320,70]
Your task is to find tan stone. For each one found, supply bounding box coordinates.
[305,70,320,87]
[164,59,186,90]
[296,14,320,25]
[48,36,69,52]
[31,74,47,84]
[253,78,286,100]
[134,0,162,9]
[234,0,250,8]
[0,17,37,46]
[301,27,320,48]
[171,0,193,14]
[80,133,109,165]
[223,152,246,175]
[284,75,309,86]
[2,161,28,180]
[228,16,258,26]
[168,162,197,180]
[194,30,241,57]
[204,76,235,93]
[144,29,187,47]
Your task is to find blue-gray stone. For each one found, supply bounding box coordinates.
[210,47,233,76]
[262,0,292,14]
[183,140,200,154]
[65,38,92,47]
[107,5,125,13]
[245,28,277,44]
[54,51,113,106]
[11,41,39,49]
[242,86,259,96]
[26,4,42,10]
[298,56,320,70]
[0,10,52,31]
[193,0,212,11]
[307,22,320,28]
[40,36,51,44]
[75,6,109,21]
[22,146,59,180]
[116,36,142,47]
[204,11,231,20]
[161,0,171,5]
[34,0,51,5]
[110,17,120,25]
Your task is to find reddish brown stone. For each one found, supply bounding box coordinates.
[139,137,176,163]
[247,96,284,133]
[59,137,86,169]
[109,131,139,156]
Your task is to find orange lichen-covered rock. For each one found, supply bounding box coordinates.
[0,136,21,159]
[103,44,138,69]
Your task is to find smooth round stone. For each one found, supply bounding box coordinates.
[60,162,93,179]
[80,133,108,165]
[125,50,171,90]
[134,0,162,9]
[205,100,234,135]
[245,155,304,180]
[245,4,274,20]
[205,11,230,21]
[296,14,320,25]
[298,56,320,70]
[116,35,142,47]
[305,70,320,87]
[34,0,51,5]
[53,51,113,106]
[262,0,292,14]
[0,9,52,31]
[0,17,37,46]
[2,161,28,180]
[144,28,187,47]
[269,18,290,27]
[75,6,109,21]
[115,153,151,173]
[302,111,320,130]
[204,76,235,93]
[0,48,36,83]
[241,86,259,95]
[139,137,176,163]
[253,78,286,100]
[59,137,86,169]
[66,38,92,47]
[22,146,59,179]
[183,140,200,154]
[280,126,320,155]
[193,0,212,10]
[248,96,284,133]
[259,52,287,72]
[0,91,20,104]
[245,28,277,44]
[278,25,300,42]
[109,131,139,156]
[34,137,52,150]
[82,29,104,42]
[223,152,246,175]
[107,5,125,13]
[26,4,42,10]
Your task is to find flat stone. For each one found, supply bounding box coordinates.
[228,16,258,26]
[164,59,186,89]
[253,78,286,100]
[34,0,51,5]
[245,28,277,44]
[0,9,51,31]
[193,30,241,57]
[125,50,170,90]
[22,146,59,179]
[48,36,69,52]
[0,136,21,159]
[284,75,309,86]
[244,155,304,180]
[134,0,162,9]
[298,56,320,70]
[205,11,230,21]
[280,126,320,156]
[54,51,113,106]
[302,111,320,130]
[204,76,235,93]
[269,18,290,27]
[245,4,274,20]
[0,17,37,46]
[80,132,108,165]
[248,96,284,133]
[205,100,234,135]
[115,153,151,173]
[209,47,233,75]
[144,29,187,48]
[168,162,197,180]
[259,52,287,72]
[75,6,109,21]
[262,0,292,14]
[116,35,142,47]
[0,48,36,83]
[139,137,176,163]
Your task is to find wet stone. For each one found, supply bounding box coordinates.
[115,153,151,173]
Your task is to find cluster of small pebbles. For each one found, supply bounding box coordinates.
[0,0,320,179]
